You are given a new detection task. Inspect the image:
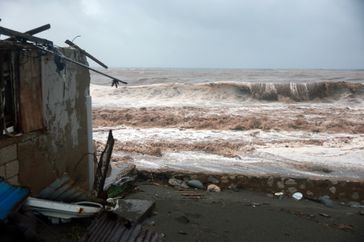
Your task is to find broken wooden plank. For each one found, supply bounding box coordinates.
[19,49,44,133]
[5,24,51,41]
[93,130,114,198]
[0,26,52,46]
[65,39,108,69]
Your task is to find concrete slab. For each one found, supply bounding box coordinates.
[113,199,155,223]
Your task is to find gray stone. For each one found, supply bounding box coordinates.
[277,181,284,189]
[168,178,182,187]
[267,177,274,187]
[180,181,189,189]
[113,199,155,223]
[329,186,336,194]
[207,176,219,184]
[285,179,297,186]
[187,180,204,189]
[319,195,334,208]
[299,184,306,190]
[348,201,364,208]
[352,192,360,200]
[220,176,229,184]
[5,160,19,178]
[0,144,17,165]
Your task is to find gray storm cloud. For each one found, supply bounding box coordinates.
[0,0,363,68]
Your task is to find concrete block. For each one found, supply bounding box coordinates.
[5,160,19,178]
[113,199,155,223]
[0,144,17,165]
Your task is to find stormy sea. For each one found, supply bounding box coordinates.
[91,68,364,182]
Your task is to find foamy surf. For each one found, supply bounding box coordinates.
[91,68,364,182]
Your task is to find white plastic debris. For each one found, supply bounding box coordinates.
[292,192,303,200]
[274,192,284,196]
[25,197,103,224]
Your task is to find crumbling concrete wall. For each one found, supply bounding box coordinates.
[0,47,91,194]
[0,144,19,184]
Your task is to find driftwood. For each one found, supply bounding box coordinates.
[93,130,114,198]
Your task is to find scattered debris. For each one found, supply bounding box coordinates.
[178,230,188,235]
[274,192,284,199]
[0,180,30,220]
[319,213,330,218]
[292,192,303,201]
[333,223,354,232]
[347,201,364,208]
[187,179,204,189]
[207,184,221,192]
[179,191,204,199]
[107,176,136,198]
[0,25,127,87]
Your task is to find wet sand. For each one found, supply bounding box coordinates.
[128,183,364,242]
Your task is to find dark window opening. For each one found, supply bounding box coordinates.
[0,49,19,137]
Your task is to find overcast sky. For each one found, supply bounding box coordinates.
[1,0,363,69]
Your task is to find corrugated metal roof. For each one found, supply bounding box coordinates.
[79,212,163,242]
[0,180,30,220]
[38,174,89,202]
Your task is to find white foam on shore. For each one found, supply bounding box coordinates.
[94,128,364,180]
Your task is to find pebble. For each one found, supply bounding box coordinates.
[207,176,220,184]
[285,179,297,186]
[168,178,182,187]
[319,213,330,218]
[267,177,274,187]
[207,184,221,192]
[277,181,285,189]
[319,195,334,208]
[329,186,336,194]
[292,192,303,200]
[348,201,364,208]
[187,179,204,189]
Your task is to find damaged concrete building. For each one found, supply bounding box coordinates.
[0,41,93,194]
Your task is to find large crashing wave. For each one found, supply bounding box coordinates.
[110,81,364,102]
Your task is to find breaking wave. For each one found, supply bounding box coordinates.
[113,81,364,102]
